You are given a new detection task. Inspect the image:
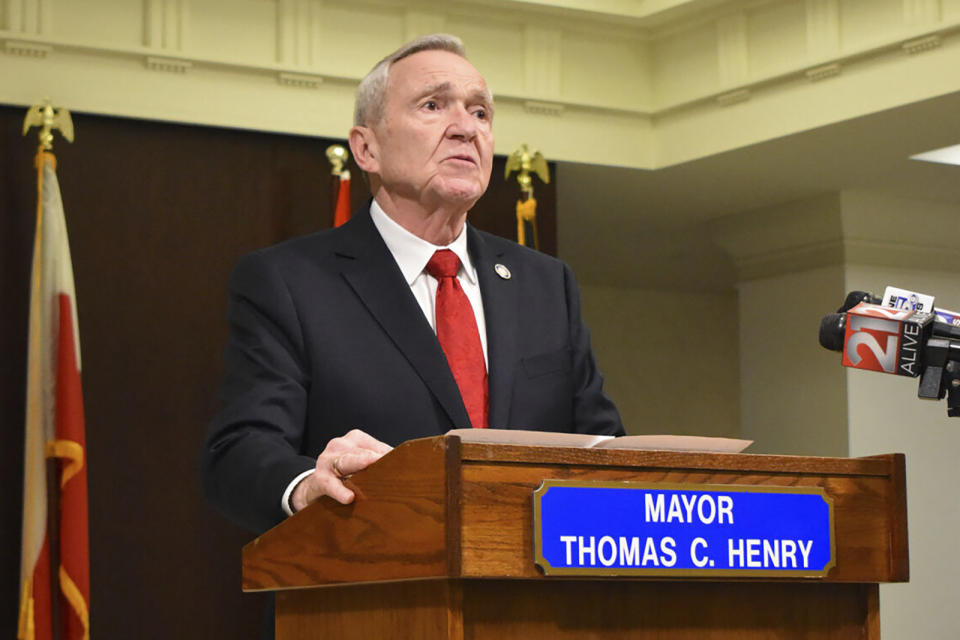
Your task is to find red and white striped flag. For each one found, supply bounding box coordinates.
[333,169,351,227]
[19,150,91,640]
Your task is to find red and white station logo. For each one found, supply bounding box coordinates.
[840,303,908,374]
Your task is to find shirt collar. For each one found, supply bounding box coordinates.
[370,199,477,285]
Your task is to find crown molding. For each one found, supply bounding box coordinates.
[711,191,960,282]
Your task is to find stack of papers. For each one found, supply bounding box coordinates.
[446,429,752,453]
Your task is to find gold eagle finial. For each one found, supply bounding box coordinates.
[325,144,349,177]
[23,99,75,151]
[504,144,549,198]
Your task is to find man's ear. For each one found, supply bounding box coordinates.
[348,126,379,175]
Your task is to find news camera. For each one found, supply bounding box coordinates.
[819,287,960,417]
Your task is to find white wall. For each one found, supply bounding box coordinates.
[844,264,960,639]
[737,265,849,455]
[580,285,740,438]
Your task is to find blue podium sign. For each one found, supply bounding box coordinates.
[533,481,835,577]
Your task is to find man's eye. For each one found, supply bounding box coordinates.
[423,100,438,110]
[473,109,487,120]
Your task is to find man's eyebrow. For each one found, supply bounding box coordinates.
[458,88,495,118]
[470,89,494,108]
[416,83,494,107]
[417,82,452,99]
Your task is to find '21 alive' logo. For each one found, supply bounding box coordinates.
[841,303,927,377]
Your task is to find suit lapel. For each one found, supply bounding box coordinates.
[334,206,471,429]
[469,227,518,429]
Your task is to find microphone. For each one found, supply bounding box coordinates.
[819,291,883,351]
[820,288,960,417]
[836,290,880,313]
[838,302,932,377]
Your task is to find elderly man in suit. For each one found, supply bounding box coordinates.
[202,34,623,535]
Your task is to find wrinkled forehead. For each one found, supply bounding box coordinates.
[387,50,493,104]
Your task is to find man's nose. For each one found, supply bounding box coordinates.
[446,104,478,141]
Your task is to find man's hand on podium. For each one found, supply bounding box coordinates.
[291,429,393,511]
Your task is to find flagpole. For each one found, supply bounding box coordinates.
[506,144,549,251]
[21,100,91,640]
[38,147,66,640]
[326,144,352,228]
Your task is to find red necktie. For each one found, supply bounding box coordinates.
[426,250,489,429]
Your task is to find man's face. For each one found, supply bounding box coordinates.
[363,50,494,209]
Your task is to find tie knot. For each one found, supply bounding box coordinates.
[426,249,461,279]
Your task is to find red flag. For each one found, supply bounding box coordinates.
[333,169,351,227]
[19,151,91,640]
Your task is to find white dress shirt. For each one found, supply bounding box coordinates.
[368,199,489,366]
[281,200,489,515]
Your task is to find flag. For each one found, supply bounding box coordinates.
[19,150,91,640]
[333,169,351,227]
[516,196,539,250]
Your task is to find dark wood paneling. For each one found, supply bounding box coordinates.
[243,438,451,591]
[243,437,906,591]
[274,579,878,640]
[458,455,903,581]
[248,437,902,639]
[0,103,556,639]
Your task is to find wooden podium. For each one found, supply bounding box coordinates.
[242,435,908,639]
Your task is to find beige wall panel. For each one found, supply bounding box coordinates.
[844,263,960,639]
[2,53,653,168]
[318,5,404,77]
[449,18,525,97]
[738,265,848,456]
[2,47,357,139]
[5,0,960,169]
[560,34,650,109]
[190,0,276,63]
[711,193,844,282]
[580,285,740,437]
[403,9,445,41]
[655,36,960,166]
[944,0,960,21]
[840,190,960,269]
[652,22,718,107]
[51,0,144,48]
[747,1,806,80]
[840,0,905,51]
[491,101,654,166]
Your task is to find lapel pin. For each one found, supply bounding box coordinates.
[494,264,511,280]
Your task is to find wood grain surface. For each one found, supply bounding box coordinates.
[245,435,906,640]
[275,580,456,639]
[245,436,908,588]
[460,579,879,640]
[273,579,879,640]
[243,437,455,590]
[247,436,904,639]
[458,452,906,582]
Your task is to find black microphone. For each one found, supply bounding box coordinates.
[820,290,960,417]
[820,290,880,352]
[836,290,880,313]
[819,314,846,352]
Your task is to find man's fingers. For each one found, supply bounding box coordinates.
[342,429,394,455]
[321,474,355,505]
[293,430,391,511]
[334,449,385,477]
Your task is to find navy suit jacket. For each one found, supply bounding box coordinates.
[202,204,623,533]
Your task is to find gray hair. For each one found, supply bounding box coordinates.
[353,33,467,127]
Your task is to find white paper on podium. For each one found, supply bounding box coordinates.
[592,434,752,453]
[446,428,613,448]
[446,429,752,453]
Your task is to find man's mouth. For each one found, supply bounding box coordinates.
[447,154,477,165]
